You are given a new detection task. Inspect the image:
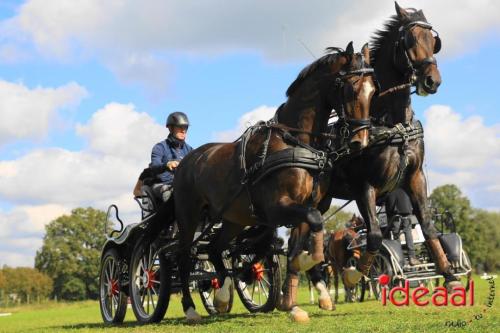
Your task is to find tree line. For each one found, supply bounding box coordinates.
[0,266,52,306]
[1,184,494,302]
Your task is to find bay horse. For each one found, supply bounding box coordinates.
[317,2,461,291]
[307,214,363,308]
[173,43,376,323]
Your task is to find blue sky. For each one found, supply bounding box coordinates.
[0,1,499,267]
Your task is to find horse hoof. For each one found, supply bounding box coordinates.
[342,267,362,288]
[185,307,202,324]
[290,306,310,323]
[213,298,230,313]
[444,280,462,292]
[319,297,334,311]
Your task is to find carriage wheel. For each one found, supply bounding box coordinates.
[197,259,234,315]
[367,252,393,300]
[99,248,128,324]
[461,250,473,291]
[129,237,171,323]
[233,253,281,313]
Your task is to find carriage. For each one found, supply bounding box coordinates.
[100,3,448,324]
[99,188,283,324]
[346,207,473,301]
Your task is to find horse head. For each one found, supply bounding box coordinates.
[283,42,376,150]
[394,2,442,95]
[333,42,376,150]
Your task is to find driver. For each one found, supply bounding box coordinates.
[385,187,421,266]
[133,112,193,201]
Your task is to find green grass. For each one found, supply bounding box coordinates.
[0,276,498,333]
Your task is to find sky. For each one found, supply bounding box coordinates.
[0,1,499,267]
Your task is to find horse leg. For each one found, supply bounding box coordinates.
[405,169,461,290]
[209,222,245,313]
[279,222,310,323]
[307,264,334,310]
[333,266,339,304]
[344,184,381,287]
[308,278,314,304]
[176,219,202,323]
[267,196,325,271]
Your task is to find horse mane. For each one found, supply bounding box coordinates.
[370,8,428,65]
[285,47,344,97]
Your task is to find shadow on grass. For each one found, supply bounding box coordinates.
[54,312,273,330]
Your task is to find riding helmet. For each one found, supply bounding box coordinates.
[166,112,189,127]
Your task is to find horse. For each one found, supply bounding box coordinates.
[318,2,461,291]
[172,42,376,323]
[307,214,363,308]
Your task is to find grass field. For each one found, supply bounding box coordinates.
[0,276,498,333]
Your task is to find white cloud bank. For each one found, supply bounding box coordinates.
[0,102,166,266]
[424,105,500,210]
[1,1,499,95]
[0,80,87,146]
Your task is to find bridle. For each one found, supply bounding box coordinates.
[378,20,441,98]
[333,61,375,142]
[274,61,375,144]
[393,20,441,82]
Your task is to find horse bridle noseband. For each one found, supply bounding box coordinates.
[394,20,441,80]
[334,64,375,139]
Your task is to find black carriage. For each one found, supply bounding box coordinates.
[99,185,283,324]
[346,207,472,301]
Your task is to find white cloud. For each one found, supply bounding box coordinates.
[0,204,68,267]
[424,105,500,210]
[76,102,165,161]
[1,1,498,94]
[0,102,166,267]
[425,105,500,169]
[0,80,88,145]
[0,103,166,206]
[213,105,276,142]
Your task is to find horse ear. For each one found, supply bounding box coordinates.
[346,41,354,55]
[395,1,410,20]
[361,43,370,65]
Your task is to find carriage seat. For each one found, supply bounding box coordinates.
[438,233,462,263]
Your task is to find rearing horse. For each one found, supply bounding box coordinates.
[173,43,376,323]
[319,3,461,291]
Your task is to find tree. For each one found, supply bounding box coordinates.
[35,207,107,300]
[324,205,356,232]
[429,184,499,273]
[0,270,5,290]
[0,267,53,304]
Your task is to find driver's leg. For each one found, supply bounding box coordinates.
[402,216,420,265]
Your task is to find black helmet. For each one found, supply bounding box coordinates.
[166,111,189,127]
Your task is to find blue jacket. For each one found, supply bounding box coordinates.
[150,135,193,184]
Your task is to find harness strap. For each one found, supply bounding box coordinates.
[249,147,328,185]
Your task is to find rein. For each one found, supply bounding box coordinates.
[378,82,413,98]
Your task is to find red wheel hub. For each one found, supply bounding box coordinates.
[211,278,220,289]
[108,279,119,296]
[146,270,157,289]
[252,263,265,281]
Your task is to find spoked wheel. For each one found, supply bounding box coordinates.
[233,253,281,313]
[129,237,171,323]
[99,249,128,324]
[366,252,393,300]
[197,259,234,315]
[461,250,473,291]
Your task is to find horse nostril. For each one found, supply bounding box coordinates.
[349,141,362,151]
[425,76,435,89]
